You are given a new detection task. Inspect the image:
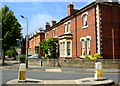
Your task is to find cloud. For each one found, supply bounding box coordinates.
[28,13,57,34]
[20,22,27,36]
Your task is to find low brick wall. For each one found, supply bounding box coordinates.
[28,58,119,69]
[28,58,40,66]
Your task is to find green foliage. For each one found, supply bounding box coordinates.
[2,5,22,51]
[40,38,58,59]
[5,49,15,58]
[2,5,22,63]
[84,53,102,61]
[93,53,102,59]
[20,55,26,63]
[84,55,92,60]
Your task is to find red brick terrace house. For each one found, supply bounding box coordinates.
[45,0,120,60]
[28,28,45,56]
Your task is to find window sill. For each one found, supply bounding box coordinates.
[82,25,88,29]
[64,31,72,34]
[60,55,72,57]
[80,55,85,58]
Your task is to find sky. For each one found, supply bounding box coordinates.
[1,0,119,37]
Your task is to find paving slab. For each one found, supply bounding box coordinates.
[7,78,44,84]
[76,77,115,86]
[45,80,77,84]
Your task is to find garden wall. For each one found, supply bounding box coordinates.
[28,58,119,69]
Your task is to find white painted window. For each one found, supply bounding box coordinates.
[81,39,85,57]
[83,14,88,27]
[67,42,71,56]
[82,12,88,29]
[64,24,67,33]
[68,22,71,32]
[86,38,90,55]
[60,42,63,56]
[60,42,65,56]
[63,42,65,56]
[46,32,49,39]
[52,30,55,37]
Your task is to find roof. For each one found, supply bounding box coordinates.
[49,1,120,29]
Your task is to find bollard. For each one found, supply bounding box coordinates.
[18,63,26,82]
[94,62,102,80]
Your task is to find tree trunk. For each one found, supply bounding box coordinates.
[54,58,55,67]
[2,50,5,65]
[13,56,16,60]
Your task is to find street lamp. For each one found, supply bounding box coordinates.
[21,15,28,68]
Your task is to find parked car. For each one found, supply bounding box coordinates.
[28,54,40,59]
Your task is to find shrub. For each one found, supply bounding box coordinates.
[5,49,16,58]
[93,53,102,59]
[20,55,26,63]
[84,55,92,60]
[84,53,102,61]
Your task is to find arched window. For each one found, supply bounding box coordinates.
[64,24,67,33]
[68,22,71,32]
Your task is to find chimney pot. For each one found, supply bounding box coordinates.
[52,20,56,26]
[68,2,74,16]
[45,22,50,31]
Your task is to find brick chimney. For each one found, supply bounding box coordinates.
[68,2,74,16]
[52,20,56,26]
[45,22,50,31]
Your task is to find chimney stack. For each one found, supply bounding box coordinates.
[45,22,50,31]
[68,2,74,16]
[52,20,56,26]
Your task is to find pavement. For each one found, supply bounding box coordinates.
[1,60,120,86]
[2,65,119,74]
[6,77,116,86]
[1,59,120,74]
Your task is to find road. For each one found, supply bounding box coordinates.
[2,69,119,84]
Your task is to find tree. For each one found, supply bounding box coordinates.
[40,38,58,66]
[2,5,22,65]
[40,38,58,58]
[0,8,2,59]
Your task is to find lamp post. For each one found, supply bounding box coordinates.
[21,15,28,68]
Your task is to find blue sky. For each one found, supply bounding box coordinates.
[1,0,100,37]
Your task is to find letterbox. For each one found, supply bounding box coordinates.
[18,63,26,82]
[94,62,102,80]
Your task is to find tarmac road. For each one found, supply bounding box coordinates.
[2,69,119,84]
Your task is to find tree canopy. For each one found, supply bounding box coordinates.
[2,5,22,64]
[39,38,58,59]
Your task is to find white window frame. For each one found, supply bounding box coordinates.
[63,42,65,56]
[52,28,57,37]
[82,12,88,29]
[64,24,67,33]
[80,37,85,58]
[86,36,91,55]
[68,22,71,32]
[67,41,71,56]
[45,32,49,39]
[60,40,72,57]
[64,20,71,34]
[86,38,90,55]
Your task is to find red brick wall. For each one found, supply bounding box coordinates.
[45,3,120,59]
[46,6,97,58]
[29,33,45,55]
[77,7,97,57]
[100,4,120,59]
